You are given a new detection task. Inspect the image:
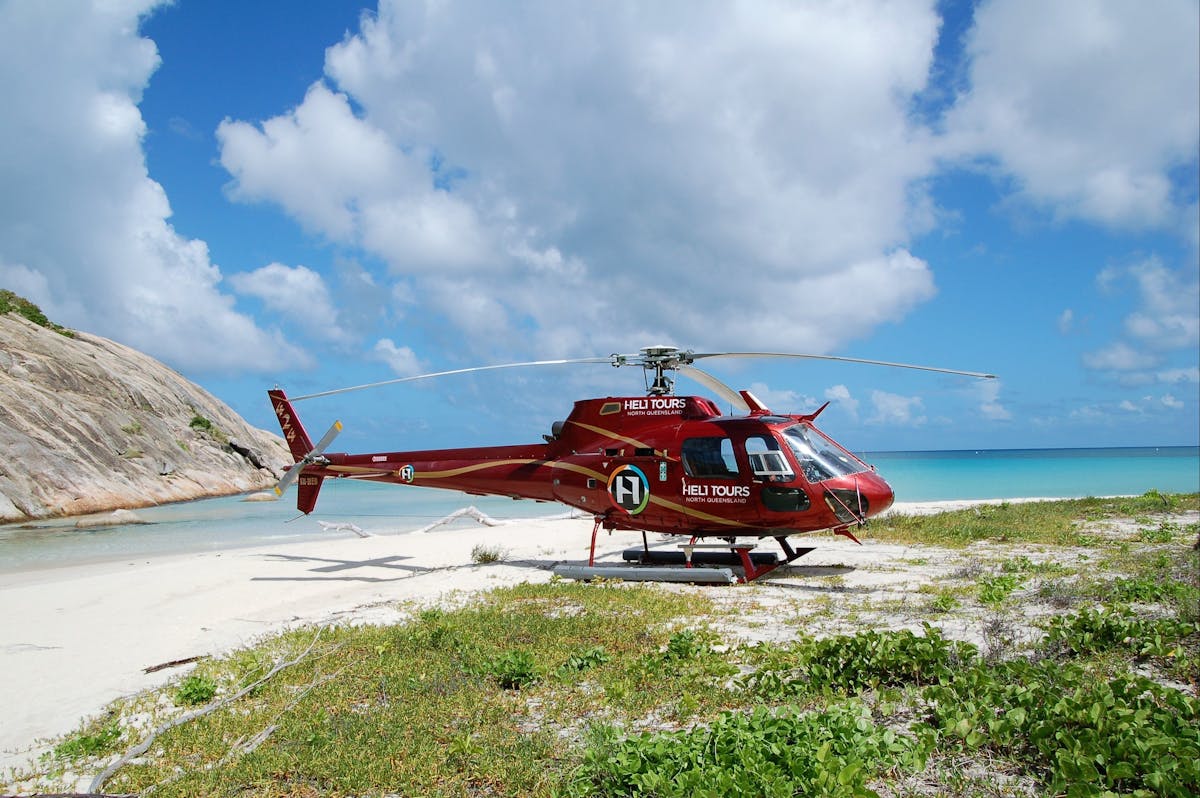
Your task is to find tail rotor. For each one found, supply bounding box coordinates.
[268,388,342,513]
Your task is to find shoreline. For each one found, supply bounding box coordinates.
[0,496,1143,779]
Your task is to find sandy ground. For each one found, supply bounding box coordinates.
[0,498,1069,779]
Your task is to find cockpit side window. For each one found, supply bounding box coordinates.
[681,437,739,478]
[745,435,794,482]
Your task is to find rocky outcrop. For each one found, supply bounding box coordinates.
[0,314,290,522]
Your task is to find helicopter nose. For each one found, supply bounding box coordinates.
[861,472,895,517]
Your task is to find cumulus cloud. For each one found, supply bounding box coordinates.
[0,1,306,373]
[1083,342,1160,372]
[217,0,945,356]
[1057,309,1074,335]
[943,0,1199,231]
[229,263,351,344]
[824,384,860,421]
[974,379,1011,421]
[742,382,811,415]
[1083,257,1199,381]
[868,390,926,426]
[373,338,423,376]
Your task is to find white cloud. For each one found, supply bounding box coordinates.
[824,384,860,421]
[229,263,351,344]
[742,382,810,415]
[1057,309,1074,334]
[1083,342,1160,372]
[373,338,423,376]
[1161,394,1183,410]
[1121,258,1200,351]
[975,379,1011,421]
[1083,257,1199,381]
[0,1,305,374]
[943,0,1199,230]
[1157,367,1200,385]
[868,390,926,426]
[217,0,945,356]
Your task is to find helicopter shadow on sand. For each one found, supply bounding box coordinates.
[250,551,434,584]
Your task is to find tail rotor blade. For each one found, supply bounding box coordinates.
[274,464,303,497]
[311,420,343,455]
[274,419,343,497]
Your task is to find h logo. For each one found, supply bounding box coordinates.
[607,465,649,515]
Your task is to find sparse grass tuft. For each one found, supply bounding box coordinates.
[471,542,508,563]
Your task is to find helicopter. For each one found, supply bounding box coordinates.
[269,346,994,583]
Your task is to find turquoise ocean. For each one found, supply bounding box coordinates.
[1,446,1196,573]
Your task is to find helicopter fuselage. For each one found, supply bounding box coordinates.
[274,390,895,539]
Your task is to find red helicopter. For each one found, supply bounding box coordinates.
[269,346,993,583]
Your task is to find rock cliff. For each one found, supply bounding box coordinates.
[0,313,290,522]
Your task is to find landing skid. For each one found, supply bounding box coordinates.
[553,564,739,584]
[562,521,817,584]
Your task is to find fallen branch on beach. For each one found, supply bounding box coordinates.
[410,506,582,535]
[317,520,373,537]
[138,668,345,797]
[142,655,202,674]
[88,628,329,794]
[411,506,504,534]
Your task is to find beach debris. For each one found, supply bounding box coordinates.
[89,628,329,794]
[143,655,202,674]
[411,506,507,534]
[317,520,372,538]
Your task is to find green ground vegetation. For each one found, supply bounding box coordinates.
[869,491,1199,547]
[0,288,74,336]
[26,493,1200,797]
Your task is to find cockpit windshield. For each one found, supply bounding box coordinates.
[781,424,867,484]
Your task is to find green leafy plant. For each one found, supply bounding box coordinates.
[1137,521,1179,543]
[556,646,610,678]
[570,702,922,798]
[663,628,708,662]
[488,649,539,689]
[978,573,1023,605]
[174,674,217,706]
[54,720,121,760]
[746,625,972,697]
[924,659,1200,796]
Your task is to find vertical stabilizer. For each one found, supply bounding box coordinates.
[268,389,341,515]
[269,388,315,461]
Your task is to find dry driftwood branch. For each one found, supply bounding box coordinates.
[88,627,327,793]
[142,655,202,674]
[138,666,344,797]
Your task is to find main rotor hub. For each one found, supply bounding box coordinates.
[610,346,696,396]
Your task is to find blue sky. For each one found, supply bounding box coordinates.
[1,0,1197,454]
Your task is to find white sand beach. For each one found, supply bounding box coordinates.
[0,499,1013,778]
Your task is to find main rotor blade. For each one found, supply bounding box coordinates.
[291,357,612,401]
[677,365,749,413]
[691,352,996,380]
